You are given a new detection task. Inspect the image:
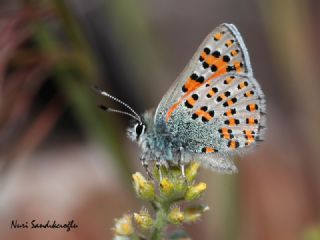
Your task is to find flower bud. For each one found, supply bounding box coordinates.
[167,207,184,224]
[184,205,210,223]
[172,178,188,198]
[160,177,174,196]
[113,214,134,236]
[132,172,155,201]
[133,209,153,230]
[185,182,207,201]
[185,162,200,183]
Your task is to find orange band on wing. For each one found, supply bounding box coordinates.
[166,102,180,122]
[165,63,228,122]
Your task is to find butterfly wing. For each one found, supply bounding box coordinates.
[155,23,253,125]
[154,23,266,156]
[164,73,265,153]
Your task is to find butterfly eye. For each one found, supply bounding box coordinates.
[135,123,145,138]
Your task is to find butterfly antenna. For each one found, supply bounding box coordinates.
[98,105,141,122]
[92,85,141,122]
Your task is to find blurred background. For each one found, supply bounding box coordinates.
[0,0,319,239]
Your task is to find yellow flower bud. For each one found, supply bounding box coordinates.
[160,176,188,201]
[113,214,134,236]
[168,207,184,224]
[185,162,200,183]
[132,172,155,200]
[185,182,207,201]
[184,205,210,223]
[160,177,174,196]
[172,178,188,198]
[133,209,153,230]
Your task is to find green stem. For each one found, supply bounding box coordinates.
[151,202,169,240]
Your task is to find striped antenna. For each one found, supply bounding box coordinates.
[92,85,142,122]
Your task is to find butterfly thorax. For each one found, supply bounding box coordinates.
[127,109,182,164]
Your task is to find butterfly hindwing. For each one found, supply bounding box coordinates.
[163,73,265,153]
[154,23,265,155]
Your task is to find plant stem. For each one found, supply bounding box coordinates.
[151,202,169,240]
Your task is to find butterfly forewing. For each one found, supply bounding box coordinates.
[154,23,265,155]
[155,23,253,125]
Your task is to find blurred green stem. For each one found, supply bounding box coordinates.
[151,203,169,240]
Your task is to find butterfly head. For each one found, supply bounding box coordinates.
[128,121,146,141]
[127,110,155,142]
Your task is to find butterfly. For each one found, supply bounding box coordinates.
[94,23,266,177]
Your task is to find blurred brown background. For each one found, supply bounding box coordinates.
[0,0,319,239]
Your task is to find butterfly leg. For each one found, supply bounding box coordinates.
[140,156,153,180]
[179,147,186,178]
